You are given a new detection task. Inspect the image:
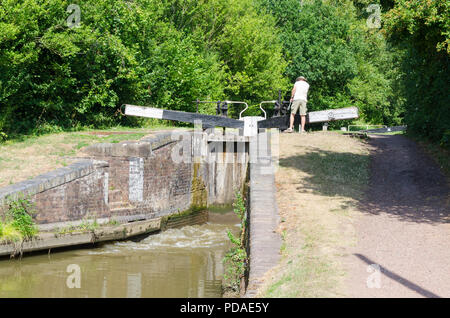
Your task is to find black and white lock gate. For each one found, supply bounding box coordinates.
[123,101,359,137]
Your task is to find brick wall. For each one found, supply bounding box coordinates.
[0,160,109,224]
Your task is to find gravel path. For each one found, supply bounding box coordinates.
[344,135,450,298]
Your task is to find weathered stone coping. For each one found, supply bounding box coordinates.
[82,130,250,157]
[0,159,108,206]
[0,218,161,258]
[82,132,175,157]
[244,137,282,298]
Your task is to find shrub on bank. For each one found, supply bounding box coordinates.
[223,191,248,294]
[0,196,38,243]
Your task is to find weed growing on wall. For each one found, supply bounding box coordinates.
[0,195,38,243]
[56,217,100,235]
[0,224,23,243]
[223,191,248,293]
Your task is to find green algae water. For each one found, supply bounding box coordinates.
[0,211,240,298]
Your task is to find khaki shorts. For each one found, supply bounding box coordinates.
[291,99,307,115]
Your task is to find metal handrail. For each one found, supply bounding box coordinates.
[192,100,274,120]
[258,101,278,119]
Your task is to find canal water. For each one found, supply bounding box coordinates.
[0,211,240,298]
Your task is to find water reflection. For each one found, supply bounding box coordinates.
[0,212,240,298]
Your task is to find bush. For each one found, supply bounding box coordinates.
[5,196,38,240]
[223,191,248,292]
[0,132,7,142]
[0,223,23,243]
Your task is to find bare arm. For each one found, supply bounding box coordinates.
[290,85,296,101]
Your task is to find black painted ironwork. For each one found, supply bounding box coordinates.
[272,90,291,118]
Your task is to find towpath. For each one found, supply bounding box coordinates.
[344,134,450,298]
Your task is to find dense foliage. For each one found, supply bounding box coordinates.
[0,0,287,136]
[259,0,405,126]
[0,0,448,146]
[384,0,449,146]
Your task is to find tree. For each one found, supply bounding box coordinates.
[384,0,450,146]
[0,0,290,137]
[258,0,402,125]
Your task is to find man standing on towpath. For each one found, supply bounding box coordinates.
[286,76,310,133]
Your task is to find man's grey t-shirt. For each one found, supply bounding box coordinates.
[293,81,310,101]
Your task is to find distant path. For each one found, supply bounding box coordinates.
[344,135,450,298]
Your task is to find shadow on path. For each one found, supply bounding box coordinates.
[279,135,449,224]
[362,135,449,224]
[354,253,441,298]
